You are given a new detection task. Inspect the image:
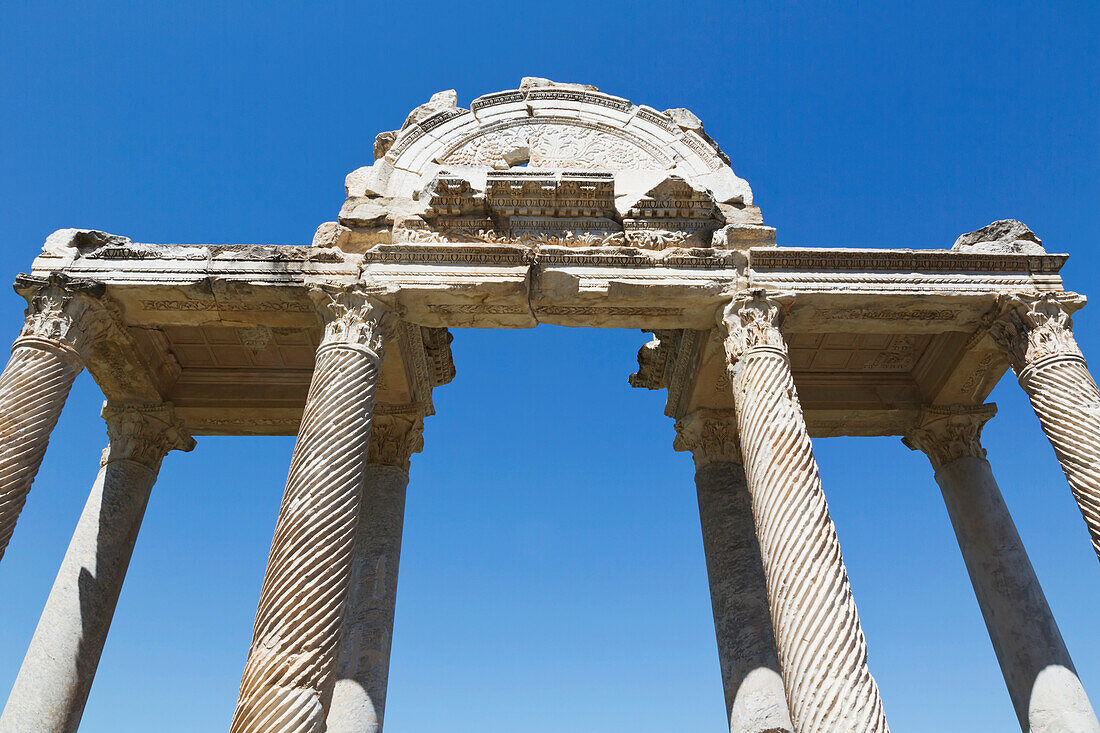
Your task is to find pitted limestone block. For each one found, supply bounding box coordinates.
[953,219,1046,254]
[339,196,429,228]
[401,89,458,130]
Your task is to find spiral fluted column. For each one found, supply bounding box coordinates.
[230,288,394,733]
[989,293,1100,563]
[326,411,423,733]
[0,401,194,733]
[674,409,793,733]
[719,292,890,733]
[905,404,1099,733]
[0,274,107,562]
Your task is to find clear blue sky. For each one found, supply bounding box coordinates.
[1,1,1097,730]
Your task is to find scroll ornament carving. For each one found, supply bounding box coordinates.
[366,413,424,469]
[101,402,196,471]
[720,291,790,365]
[16,273,110,361]
[903,406,996,472]
[673,409,741,467]
[988,293,1085,374]
[312,287,396,356]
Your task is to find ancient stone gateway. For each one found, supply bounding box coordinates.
[0,79,1098,733]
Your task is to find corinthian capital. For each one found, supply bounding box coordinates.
[988,293,1085,374]
[101,402,196,471]
[310,285,397,356]
[14,273,110,361]
[718,290,792,365]
[366,411,424,470]
[673,409,741,467]
[903,404,996,471]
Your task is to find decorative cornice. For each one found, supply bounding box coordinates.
[902,404,996,471]
[719,290,792,365]
[986,292,1086,376]
[749,248,1067,274]
[101,401,195,470]
[673,409,741,467]
[421,326,456,386]
[366,411,424,470]
[310,285,396,356]
[13,273,110,361]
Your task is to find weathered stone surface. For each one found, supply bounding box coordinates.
[905,405,1100,733]
[230,292,393,733]
[519,76,598,93]
[0,402,192,733]
[664,107,703,130]
[953,219,1046,254]
[327,412,421,733]
[720,293,891,733]
[374,131,397,161]
[339,196,429,228]
[313,221,352,250]
[401,89,458,130]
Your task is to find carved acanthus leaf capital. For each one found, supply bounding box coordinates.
[101,401,196,470]
[718,290,792,365]
[14,273,111,361]
[674,408,742,467]
[903,404,996,471]
[310,285,397,356]
[367,412,424,469]
[987,292,1085,374]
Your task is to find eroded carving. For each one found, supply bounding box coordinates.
[903,404,996,471]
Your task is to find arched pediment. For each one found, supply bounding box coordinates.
[330,79,774,252]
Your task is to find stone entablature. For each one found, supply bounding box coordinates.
[4,79,1099,733]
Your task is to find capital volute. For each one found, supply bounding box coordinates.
[903,404,996,472]
[309,285,398,357]
[674,408,742,467]
[14,273,112,362]
[986,292,1085,375]
[367,411,425,470]
[718,290,793,365]
[100,401,196,471]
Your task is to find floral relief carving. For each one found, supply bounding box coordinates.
[674,409,742,467]
[720,291,791,365]
[988,293,1085,373]
[16,273,111,360]
[441,122,662,170]
[903,405,996,471]
[311,286,396,355]
[101,402,195,470]
[366,413,424,469]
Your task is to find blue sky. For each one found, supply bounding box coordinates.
[1,1,1097,730]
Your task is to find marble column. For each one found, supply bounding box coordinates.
[989,293,1100,563]
[0,274,108,561]
[905,404,1100,733]
[674,409,793,733]
[718,291,890,733]
[230,288,394,733]
[326,412,423,733]
[0,401,194,733]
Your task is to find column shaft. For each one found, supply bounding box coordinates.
[0,402,192,733]
[991,293,1100,562]
[696,462,793,733]
[0,275,107,561]
[939,457,1099,731]
[230,290,390,733]
[326,464,409,733]
[721,293,890,733]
